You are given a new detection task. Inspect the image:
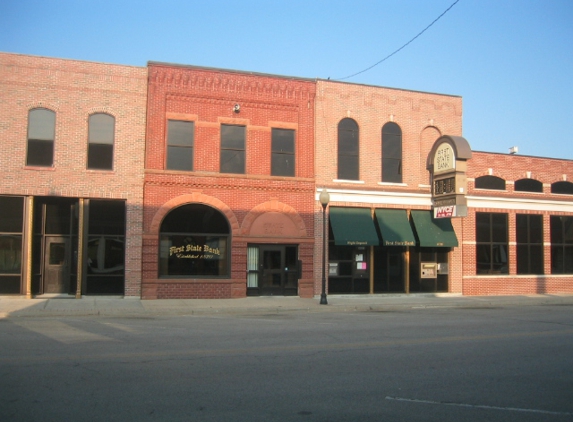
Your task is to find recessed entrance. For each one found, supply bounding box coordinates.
[247,244,299,296]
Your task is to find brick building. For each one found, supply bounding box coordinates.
[0,53,147,297]
[314,79,465,295]
[142,62,316,299]
[2,52,572,299]
[462,152,573,295]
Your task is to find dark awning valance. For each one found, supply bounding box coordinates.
[329,207,379,246]
[410,210,458,247]
[374,209,416,247]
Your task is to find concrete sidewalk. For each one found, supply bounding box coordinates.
[1,293,573,318]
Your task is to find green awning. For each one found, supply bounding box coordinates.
[410,210,458,247]
[374,209,416,247]
[329,207,379,246]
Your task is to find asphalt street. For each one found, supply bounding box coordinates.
[1,302,572,421]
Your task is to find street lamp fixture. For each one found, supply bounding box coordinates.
[319,189,330,305]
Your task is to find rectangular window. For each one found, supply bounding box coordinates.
[221,124,245,174]
[0,196,24,294]
[550,216,573,274]
[88,114,115,170]
[27,108,55,167]
[476,212,508,274]
[516,214,543,274]
[271,128,295,177]
[166,120,194,171]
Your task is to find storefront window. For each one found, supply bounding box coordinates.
[159,204,229,277]
[550,216,573,274]
[476,212,509,274]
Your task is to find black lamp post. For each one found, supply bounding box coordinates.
[319,189,330,305]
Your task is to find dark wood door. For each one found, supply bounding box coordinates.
[43,236,70,294]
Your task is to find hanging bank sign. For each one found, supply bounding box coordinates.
[427,135,472,218]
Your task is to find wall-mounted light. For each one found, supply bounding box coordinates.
[233,104,240,113]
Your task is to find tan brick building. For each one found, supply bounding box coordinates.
[0,52,147,297]
[142,63,316,299]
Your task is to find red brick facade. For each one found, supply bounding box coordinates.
[142,63,316,299]
[0,52,147,297]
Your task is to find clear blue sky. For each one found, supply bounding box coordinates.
[2,0,572,159]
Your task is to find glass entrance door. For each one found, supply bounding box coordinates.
[43,236,71,294]
[247,245,298,296]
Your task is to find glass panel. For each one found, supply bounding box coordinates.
[382,158,401,183]
[550,216,563,244]
[0,275,21,294]
[89,200,126,235]
[564,217,573,244]
[0,235,22,274]
[382,134,402,159]
[26,139,54,166]
[88,144,113,170]
[45,203,72,235]
[515,179,543,192]
[263,250,281,270]
[271,153,294,177]
[529,245,544,275]
[247,246,258,288]
[167,120,194,147]
[221,125,245,149]
[476,244,491,274]
[0,196,24,233]
[516,214,528,244]
[87,236,124,275]
[491,214,508,242]
[337,156,359,180]
[475,176,506,190]
[516,244,528,274]
[159,235,227,276]
[491,244,508,274]
[221,150,245,174]
[161,204,229,234]
[475,213,491,243]
[167,146,193,171]
[529,215,543,244]
[382,121,401,136]
[89,114,114,145]
[49,243,66,265]
[551,181,573,195]
[28,109,55,140]
[551,245,563,273]
[565,247,573,273]
[272,129,294,153]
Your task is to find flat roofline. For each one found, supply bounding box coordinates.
[316,77,462,99]
[147,61,316,83]
[0,50,145,70]
[473,149,573,163]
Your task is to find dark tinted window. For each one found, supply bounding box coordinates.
[475,175,506,190]
[516,214,543,274]
[0,196,24,232]
[88,113,114,170]
[166,120,194,171]
[382,122,402,183]
[475,212,509,274]
[551,181,573,195]
[271,128,295,177]
[515,179,543,193]
[221,125,245,174]
[550,216,573,274]
[27,108,55,167]
[337,118,359,180]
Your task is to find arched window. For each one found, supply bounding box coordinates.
[475,175,506,190]
[337,118,359,180]
[88,113,115,170]
[159,204,229,277]
[27,108,55,167]
[381,122,402,183]
[515,179,543,193]
[551,181,573,195]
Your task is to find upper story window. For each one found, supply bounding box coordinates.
[166,120,194,171]
[221,124,245,174]
[381,122,402,183]
[27,108,55,167]
[475,175,506,190]
[271,128,295,177]
[551,181,573,195]
[515,178,543,193]
[88,113,115,170]
[337,118,359,180]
